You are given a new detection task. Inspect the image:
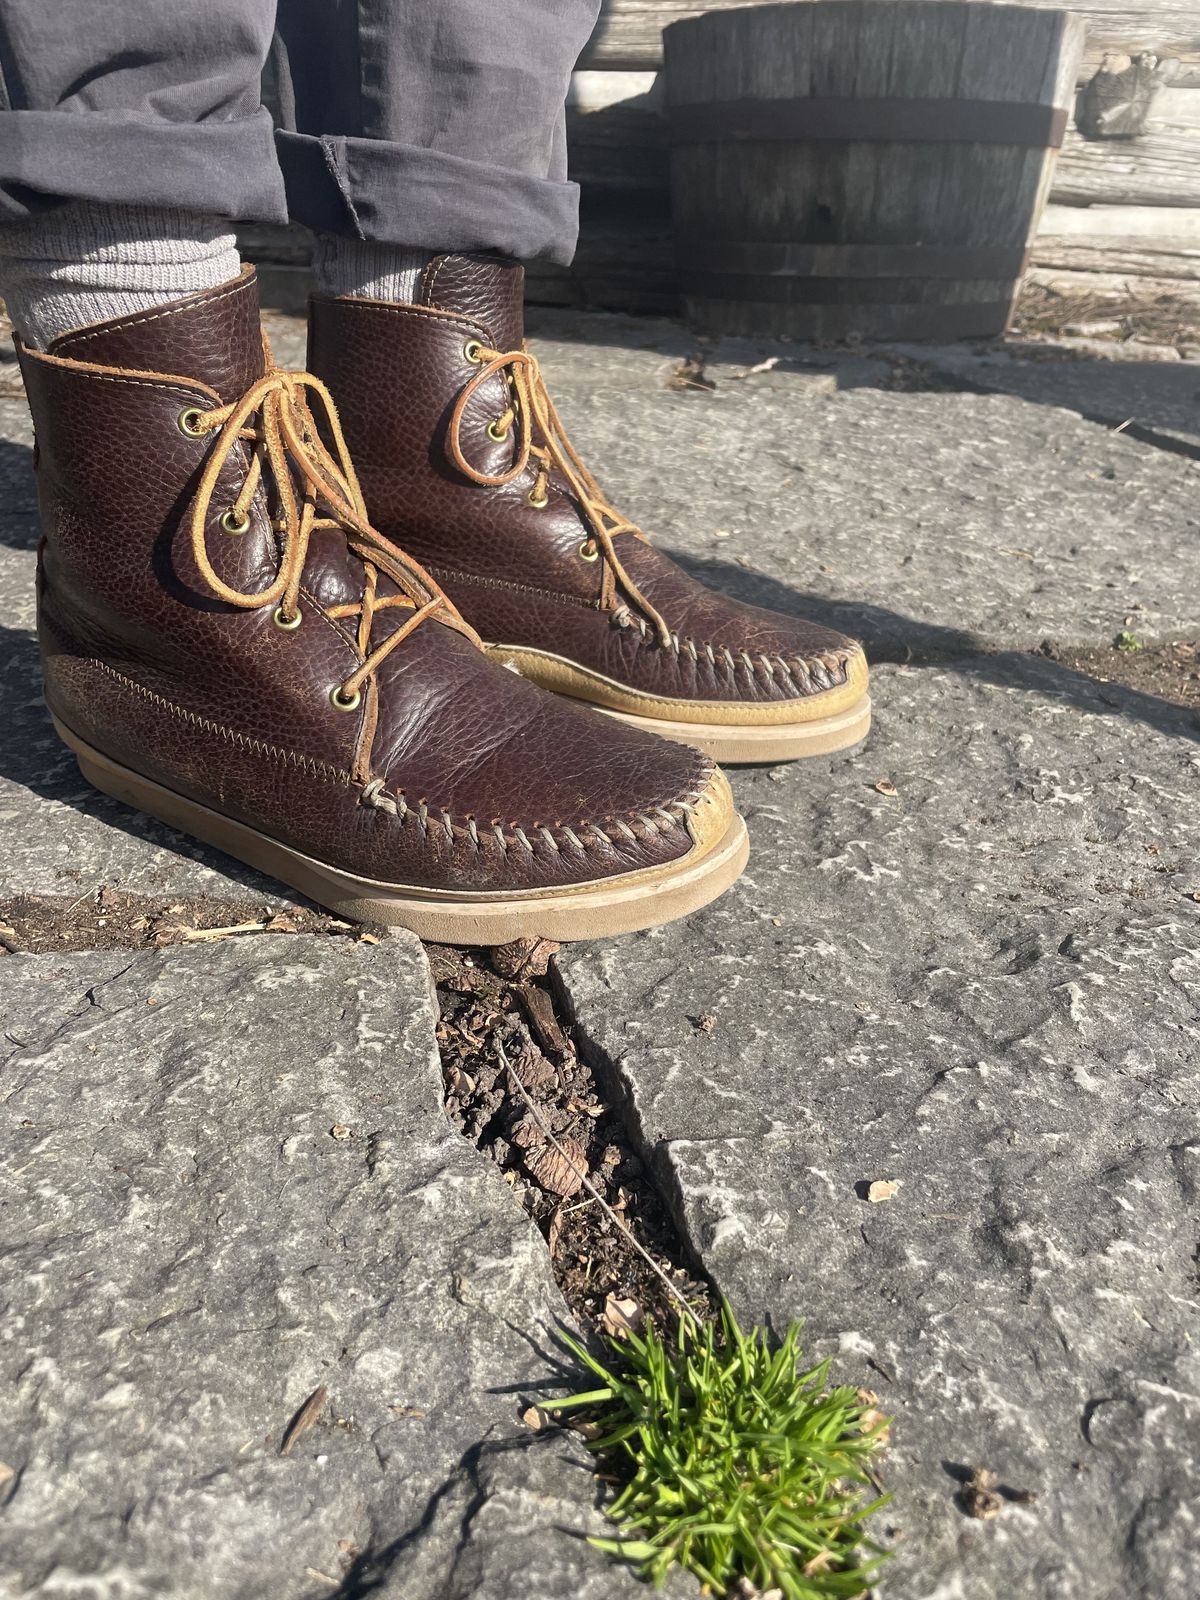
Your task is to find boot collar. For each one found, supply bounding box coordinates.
[416,253,526,353]
[47,267,265,401]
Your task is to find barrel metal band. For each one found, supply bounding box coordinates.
[668,97,1069,149]
[675,240,1031,282]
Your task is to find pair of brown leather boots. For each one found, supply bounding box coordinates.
[17,256,869,941]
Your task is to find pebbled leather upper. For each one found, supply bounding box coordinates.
[308,253,867,711]
[24,273,720,895]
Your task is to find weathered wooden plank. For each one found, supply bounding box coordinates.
[1022,263,1200,309]
[1040,199,1200,236]
[1032,242,1200,277]
[1055,86,1200,204]
[525,228,679,312]
[581,0,1200,83]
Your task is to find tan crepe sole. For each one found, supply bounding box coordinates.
[53,713,749,943]
[485,644,872,764]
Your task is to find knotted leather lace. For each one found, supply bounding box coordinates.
[447,344,674,647]
[187,365,471,710]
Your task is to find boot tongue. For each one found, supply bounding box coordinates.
[418,253,525,352]
[48,268,264,403]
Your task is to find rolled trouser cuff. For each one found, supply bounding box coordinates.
[0,109,289,223]
[275,130,580,266]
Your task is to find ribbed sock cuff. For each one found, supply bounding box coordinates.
[0,202,241,349]
[312,236,433,304]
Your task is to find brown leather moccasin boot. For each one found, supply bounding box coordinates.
[308,253,870,764]
[19,270,747,941]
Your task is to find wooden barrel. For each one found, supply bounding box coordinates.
[663,1,1087,340]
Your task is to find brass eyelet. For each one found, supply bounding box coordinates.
[272,605,302,632]
[527,489,550,510]
[463,339,485,364]
[486,420,509,443]
[177,406,206,437]
[220,508,252,535]
[330,685,362,712]
[579,539,599,563]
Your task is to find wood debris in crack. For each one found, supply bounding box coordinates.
[429,941,715,1336]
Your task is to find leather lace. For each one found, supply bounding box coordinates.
[447,344,673,647]
[188,366,471,708]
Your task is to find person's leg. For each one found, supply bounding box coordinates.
[0,0,284,226]
[0,0,281,346]
[271,0,599,273]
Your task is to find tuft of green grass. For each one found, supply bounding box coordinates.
[553,1304,889,1599]
[1115,628,1143,653]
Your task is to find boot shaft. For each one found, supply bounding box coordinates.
[306,254,605,613]
[21,271,275,644]
[20,273,377,774]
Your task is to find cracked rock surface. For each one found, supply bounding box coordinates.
[0,937,648,1600]
[560,659,1200,1600]
[3,312,1200,1599]
[529,311,1200,655]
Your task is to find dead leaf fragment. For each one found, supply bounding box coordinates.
[490,935,560,980]
[867,1179,901,1203]
[547,1205,565,1257]
[525,1136,587,1199]
[730,355,780,380]
[855,1387,891,1441]
[279,1384,329,1456]
[602,1294,645,1339]
[960,1466,1002,1520]
[521,1404,548,1431]
[446,1065,475,1099]
[330,1125,352,1142]
[874,779,898,797]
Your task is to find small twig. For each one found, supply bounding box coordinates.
[496,1036,701,1328]
[65,881,105,914]
[180,920,267,942]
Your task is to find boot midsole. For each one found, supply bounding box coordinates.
[50,712,749,943]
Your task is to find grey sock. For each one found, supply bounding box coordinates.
[313,236,433,304]
[0,202,241,350]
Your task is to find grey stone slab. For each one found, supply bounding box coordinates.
[0,934,646,1600]
[261,308,308,373]
[528,320,1200,654]
[559,660,1200,1599]
[892,340,1200,456]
